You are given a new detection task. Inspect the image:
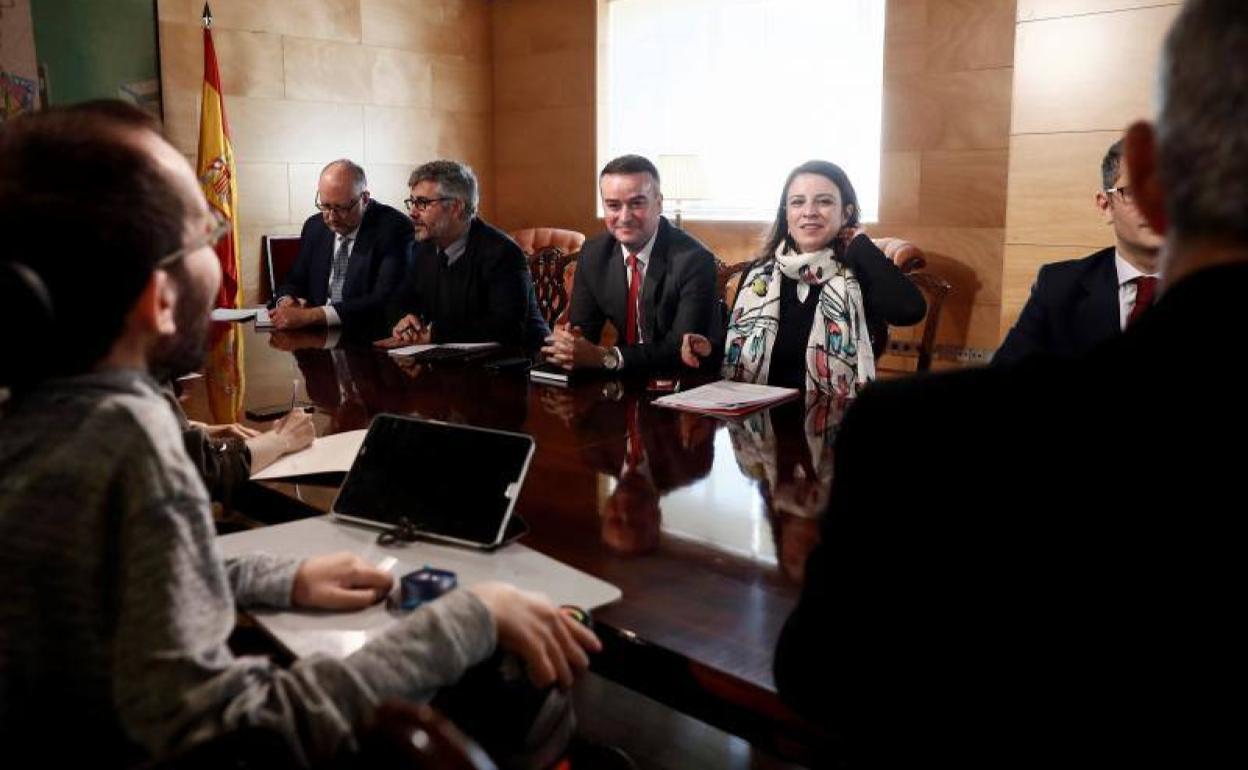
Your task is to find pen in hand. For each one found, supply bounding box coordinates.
[289,379,299,414]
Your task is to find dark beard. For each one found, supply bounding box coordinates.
[149,273,213,381]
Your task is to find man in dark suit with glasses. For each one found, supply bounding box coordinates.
[374,159,548,352]
[994,139,1163,364]
[270,158,412,334]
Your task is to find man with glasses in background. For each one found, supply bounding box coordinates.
[270,159,412,333]
[994,139,1162,363]
[374,159,548,352]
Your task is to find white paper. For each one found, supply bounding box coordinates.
[386,342,499,357]
[211,307,260,321]
[443,342,500,351]
[652,380,798,413]
[253,307,273,328]
[386,344,437,357]
[250,429,367,480]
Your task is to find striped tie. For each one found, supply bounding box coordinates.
[329,236,351,303]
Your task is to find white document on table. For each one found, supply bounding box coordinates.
[652,380,799,416]
[386,342,501,357]
[250,429,367,480]
[211,307,262,322]
[386,344,437,357]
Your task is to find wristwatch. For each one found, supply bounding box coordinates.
[602,347,622,370]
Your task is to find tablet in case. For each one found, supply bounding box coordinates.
[331,414,535,550]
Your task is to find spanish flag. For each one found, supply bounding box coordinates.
[198,4,245,422]
[196,3,241,309]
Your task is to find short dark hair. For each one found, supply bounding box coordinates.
[408,160,479,219]
[1101,139,1124,191]
[760,160,861,259]
[1157,0,1248,242]
[600,154,661,187]
[0,100,187,388]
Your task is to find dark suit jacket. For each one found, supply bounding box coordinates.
[276,200,412,330]
[774,263,1246,766]
[993,246,1120,365]
[569,217,718,371]
[385,217,547,349]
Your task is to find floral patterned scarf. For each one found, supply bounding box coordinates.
[721,243,875,398]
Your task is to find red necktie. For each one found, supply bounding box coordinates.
[626,252,642,345]
[1126,276,1157,328]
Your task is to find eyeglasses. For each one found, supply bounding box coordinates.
[157,210,231,269]
[1105,185,1136,204]
[315,193,363,215]
[403,196,453,213]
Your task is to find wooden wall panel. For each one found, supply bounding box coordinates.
[1011,4,1179,134]
[926,0,1016,72]
[1005,131,1121,247]
[491,0,598,235]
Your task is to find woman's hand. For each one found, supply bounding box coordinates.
[835,225,866,253]
[681,333,712,368]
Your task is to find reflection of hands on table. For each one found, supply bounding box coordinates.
[268,328,329,351]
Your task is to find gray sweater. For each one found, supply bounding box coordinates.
[0,369,496,766]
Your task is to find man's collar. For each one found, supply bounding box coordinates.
[618,226,660,265]
[1114,249,1159,286]
[442,219,473,265]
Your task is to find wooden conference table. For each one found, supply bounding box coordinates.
[183,323,844,763]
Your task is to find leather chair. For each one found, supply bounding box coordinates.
[509,228,586,257]
[529,247,578,327]
[510,228,586,328]
[872,238,952,372]
[259,234,302,304]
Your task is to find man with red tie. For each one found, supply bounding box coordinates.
[994,139,1162,364]
[542,155,718,373]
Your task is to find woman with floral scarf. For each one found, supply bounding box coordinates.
[683,160,926,398]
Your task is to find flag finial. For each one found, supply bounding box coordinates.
[202,4,213,28]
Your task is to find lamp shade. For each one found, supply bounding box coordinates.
[657,154,709,201]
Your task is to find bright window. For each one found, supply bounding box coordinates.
[602,0,886,222]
